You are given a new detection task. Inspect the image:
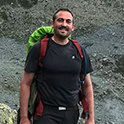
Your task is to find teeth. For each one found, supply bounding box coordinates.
[59,27,67,30]
[59,28,67,31]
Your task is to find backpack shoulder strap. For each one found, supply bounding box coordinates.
[71,39,83,59]
[39,38,49,66]
[71,39,87,84]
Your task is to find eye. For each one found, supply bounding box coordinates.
[66,19,72,24]
[57,18,64,22]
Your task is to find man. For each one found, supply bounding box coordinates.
[19,8,94,124]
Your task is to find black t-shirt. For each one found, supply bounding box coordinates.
[25,38,93,107]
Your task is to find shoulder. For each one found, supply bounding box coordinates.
[70,39,93,73]
[29,41,41,53]
[31,41,41,49]
[26,41,41,60]
[70,39,88,55]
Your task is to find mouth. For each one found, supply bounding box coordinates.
[58,26,68,31]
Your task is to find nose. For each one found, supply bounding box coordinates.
[61,20,67,27]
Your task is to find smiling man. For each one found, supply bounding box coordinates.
[51,9,74,43]
[19,8,94,124]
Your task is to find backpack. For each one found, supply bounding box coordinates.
[26,26,71,55]
[17,26,88,123]
[33,37,88,120]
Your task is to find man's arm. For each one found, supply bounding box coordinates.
[81,73,94,124]
[19,70,35,124]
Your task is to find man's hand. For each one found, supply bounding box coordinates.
[85,117,95,124]
[20,118,31,124]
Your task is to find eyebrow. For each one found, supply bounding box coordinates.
[57,18,72,22]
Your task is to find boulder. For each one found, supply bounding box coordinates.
[0,103,17,124]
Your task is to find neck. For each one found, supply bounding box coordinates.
[52,36,69,45]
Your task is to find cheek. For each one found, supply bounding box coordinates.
[52,23,59,29]
[68,26,74,31]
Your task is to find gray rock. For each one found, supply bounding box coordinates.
[0,103,17,124]
[0,0,124,124]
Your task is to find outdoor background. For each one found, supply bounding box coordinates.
[0,0,124,123]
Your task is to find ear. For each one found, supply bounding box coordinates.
[72,24,75,31]
[51,21,54,28]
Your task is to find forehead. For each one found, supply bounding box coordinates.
[56,11,73,20]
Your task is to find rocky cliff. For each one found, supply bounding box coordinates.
[0,0,124,124]
[0,0,124,40]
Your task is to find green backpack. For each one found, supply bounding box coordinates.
[26,26,71,55]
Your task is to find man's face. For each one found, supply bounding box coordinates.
[51,11,74,38]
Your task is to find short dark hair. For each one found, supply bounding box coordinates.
[52,8,74,23]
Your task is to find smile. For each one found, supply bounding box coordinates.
[58,26,68,31]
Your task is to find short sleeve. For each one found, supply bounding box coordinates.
[83,49,93,74]
[24,41,40,73]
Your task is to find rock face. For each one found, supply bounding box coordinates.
[0,0,124,40]
[0,103,17,124]
[0,0,124,124]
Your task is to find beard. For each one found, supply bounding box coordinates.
[54,26,72,39]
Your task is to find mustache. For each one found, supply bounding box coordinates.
[58,26,68,30]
